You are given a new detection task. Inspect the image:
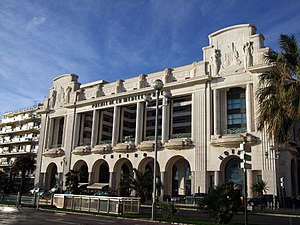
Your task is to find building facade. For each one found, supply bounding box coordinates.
[35,24,300,199]
[0,105,41,191]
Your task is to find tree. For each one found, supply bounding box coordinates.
[65,170,80,194]
[257,34,300,143]
[200,183,242,224]
[0,171,8,193]
[119,168,153,203]
[252,180,269,196]
[12,154,36,207]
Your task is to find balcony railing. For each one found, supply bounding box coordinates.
[223,127,247,134]
[170,133,191,139]
[0,126,41,134]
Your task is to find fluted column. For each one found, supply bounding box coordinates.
[112,106,120,146]
[213,89,220,135]
[162,97,170,143]
[246,83,253,132]
[91,110,99,147]
[135,102,144,145]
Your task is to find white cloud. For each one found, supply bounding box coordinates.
[25,16,47,31]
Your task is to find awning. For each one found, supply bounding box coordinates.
[78,183,89,187]
[87,183,109,190]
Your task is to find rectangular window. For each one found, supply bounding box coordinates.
[170,95,192,139]
[226,88,247,133]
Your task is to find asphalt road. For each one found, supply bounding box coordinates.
[1,206,300,225]
[0,206,173,225]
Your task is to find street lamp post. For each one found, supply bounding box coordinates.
[144,79,171,220]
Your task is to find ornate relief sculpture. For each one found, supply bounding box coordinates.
[210,49,221,76]
[221,42,242,73]
[243,41,254,69]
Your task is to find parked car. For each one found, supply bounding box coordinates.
[29,188,46,196]
[248,195,274,206]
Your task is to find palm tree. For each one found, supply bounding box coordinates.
[256,34,300,143]
[12,154,36,207]
[252,180,269,196]
[65,170,80,194]
[119,168,153,203]
[200,182,242,224]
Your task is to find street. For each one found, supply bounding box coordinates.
[0,206,173,225]
[1,206,300,225]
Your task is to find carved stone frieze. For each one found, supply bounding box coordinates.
[91,144,112,154]
[210,133,257,148]
[137,140,162,152]
[164,138,194,150]
[113,141,135,153]
[72,145,91,155]
[43,147,65,158]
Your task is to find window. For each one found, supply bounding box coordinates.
[170,95,192,138]
[226,88,246,133]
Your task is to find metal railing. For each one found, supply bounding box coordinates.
[53,194,140,214]
[223,127,247,134]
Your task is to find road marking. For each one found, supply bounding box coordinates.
[83,217,115,223]
[54,212,67,216]
[45,219,74,224]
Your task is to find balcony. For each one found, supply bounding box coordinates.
[211,133,257,148]
[0,126,40,135]
[73,145,92,155]
[0,137,39,146]
[164,137,194,150]
[137,140,163,152]
[113,141,135,153]
[91,142,112,154]
[43,147,65,158]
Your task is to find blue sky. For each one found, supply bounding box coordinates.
[1,0,300,118]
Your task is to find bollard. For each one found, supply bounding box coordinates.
[289,217,292,225]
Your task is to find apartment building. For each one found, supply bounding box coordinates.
[35,24,299,199]
[0,105,41,191]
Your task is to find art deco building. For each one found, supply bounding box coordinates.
[0,105,41,190]
[35,24,299,199]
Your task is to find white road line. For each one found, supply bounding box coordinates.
[45,219,75,224]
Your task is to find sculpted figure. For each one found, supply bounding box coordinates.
[211,49,221,76]
[243,41,254,69]
[65,86,72,103]
[49,90,57,109]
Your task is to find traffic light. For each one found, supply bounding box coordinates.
[240,142,252,169]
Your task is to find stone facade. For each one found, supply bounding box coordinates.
[35,24,300,200]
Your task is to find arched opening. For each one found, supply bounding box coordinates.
[224,157,243,192]
[172,165,179,196]
[73,160,89,184]
[113,159,133,196]
[99,163,109,183]
[165,156,191,198]
[46,163,58,190]
[79,164,88,183]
